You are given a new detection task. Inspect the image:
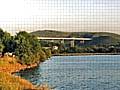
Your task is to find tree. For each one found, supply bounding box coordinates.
[39,50,47,62]
[0,28,12,53]
[4,36,16,53]
[0,43,4,52]
[0,29,51,65]
[0,28,4,39]
[14,31,50,64]
[42,48,51,58]
[14,32,33,64]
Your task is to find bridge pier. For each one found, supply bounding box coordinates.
[80,40,85,44]
[50,40,54,42]
[60,39,65,44]
[70,40,75,47]
[70,40,85,47]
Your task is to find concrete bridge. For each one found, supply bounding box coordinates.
[37,37,92,47]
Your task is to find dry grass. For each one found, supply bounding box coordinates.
[0,72,33,90]
[0,56,50,90]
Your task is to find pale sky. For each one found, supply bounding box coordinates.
[0,0,120,35]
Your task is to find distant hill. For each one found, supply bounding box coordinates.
[31,30,120,46]
[31,30,70,38]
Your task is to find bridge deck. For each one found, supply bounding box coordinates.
[37,37,92,40]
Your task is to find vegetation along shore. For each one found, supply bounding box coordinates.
[32,30,120,54]
[1,28,120,89]
[53,53,120,56]
[0,28,51,90]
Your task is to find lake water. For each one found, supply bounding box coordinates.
[17,55,120,90]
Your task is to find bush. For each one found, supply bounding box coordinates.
[42,48,52,58]
[14,31,51,64]
[39,50,47,62]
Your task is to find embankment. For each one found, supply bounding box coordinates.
[0,56,50,90]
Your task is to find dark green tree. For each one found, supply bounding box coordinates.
[0,43,4,52]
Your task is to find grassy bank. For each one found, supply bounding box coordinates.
[0,56,50,90]
[0,72,35,90]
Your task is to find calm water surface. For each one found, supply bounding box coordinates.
[18,55,120,90]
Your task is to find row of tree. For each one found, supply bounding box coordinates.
[40,40,120,54]
[59,45,120,53]
[0,29,51,64]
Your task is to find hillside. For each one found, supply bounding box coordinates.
[31,30,120,46]
[31,30,70,38]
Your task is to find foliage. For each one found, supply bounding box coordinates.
[42,48,52,58]
[0,29,51,65]
[0,43,4,52]
[14,31,51,64]
[2,28,120,64]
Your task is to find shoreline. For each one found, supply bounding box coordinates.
[1,53,119,89]
[0,56,50,90]
[53,53,120,56]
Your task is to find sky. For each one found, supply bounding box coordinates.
[0,0,120,35]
